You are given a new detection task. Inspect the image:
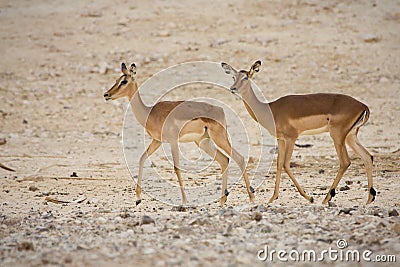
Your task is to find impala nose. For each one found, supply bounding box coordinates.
[230,87,237,94]
[104,93,109,98]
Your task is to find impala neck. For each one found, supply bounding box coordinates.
[240,82,276,137]
[128,83,151,128]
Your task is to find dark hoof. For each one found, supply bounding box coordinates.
[250,186,255,193]
[330,188,336,198]
[224,189,229,197]
[370,187,376,196]
[309,197,314,203]
[136,199,142,206]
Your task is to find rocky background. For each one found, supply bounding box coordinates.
[1,0,399,266]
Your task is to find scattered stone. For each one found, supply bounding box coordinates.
[339,185,350,191]
[157,30,171,37]
[379,76,389,83]
[345,181,353,185]
[339,208,355,215]
[141,215,155,225]
[18,241,34,251]
[318,169,325,174]
[97,217,107,224]
[223,223,233,236]
[388,209,399,217]
[362,34,381,43]
[28,185,39,192]
[187,216,207,226]
[70,172,78,177]
[251,212,263,222]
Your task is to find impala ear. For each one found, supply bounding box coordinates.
[121,63,130,75]
[129,63,137,79]
[221,62,237,76]
[248,60,261,78]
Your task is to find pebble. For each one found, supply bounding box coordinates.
[362,34,381,43]
[141,215,155,225]
[28,185,39,192]
[251,212,263,222]
[388,209,399,217]
[97,217,107,224]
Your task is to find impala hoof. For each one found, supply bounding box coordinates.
[136,199,142,206]
[309,197,314,203]
[366,187,376,204]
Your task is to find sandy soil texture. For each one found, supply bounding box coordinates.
[1,0,399,266]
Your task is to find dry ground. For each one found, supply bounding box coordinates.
[1,0,399,266]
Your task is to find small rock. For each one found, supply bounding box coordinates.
[141,215,155,225]
[97,217,107,224]
[388,209,399,217]
[0,138,6,145]
[142,247,156,254]
[70,172,78,177]
[362,34,381,43]
[28,185,39,192]
[339,208,355,215]
[223,223,233,236]
[251,212,263,222]
[318,169,325,174]
[18,241,34,251]
[157,30,171,37]
[188,216,207,226]
[345,181,353,185]
[379,76,389,83]
[339,185,350,191]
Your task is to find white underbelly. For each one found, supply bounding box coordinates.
[178,132,205,143]
[300,124,329,136]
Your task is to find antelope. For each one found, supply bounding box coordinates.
[221,60,375,204]
[104,62,255,207]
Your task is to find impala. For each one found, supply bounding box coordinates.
[104,62,255,206]
[221,60,375,204]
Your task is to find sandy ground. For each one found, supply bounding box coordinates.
[1,0,399,266]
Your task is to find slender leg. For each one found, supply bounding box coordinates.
[283,138,314,203]
[196,138,229,206]
[208,126,254,203]
[170,141,187,205]
[346,131,375,204]
[136,139,161,205]
[322,131,351,204]
[269,138,285,203]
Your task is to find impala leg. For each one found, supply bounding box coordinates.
[323,133,350,204]
[136,139,161,205]
[283,138,314,203]
[346,131,375,204]
[171,141,187,205]
[269,138,285,203]
[208,126,254,203]
[196,138,229,207]
[231,147,255,203]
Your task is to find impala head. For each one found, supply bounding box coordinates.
[221,60,261,94]
[104,62,137,101]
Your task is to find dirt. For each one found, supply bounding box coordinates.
[0,0,399,266]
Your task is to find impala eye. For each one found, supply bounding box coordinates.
[121,80,128,85]
[243,76,248,80]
